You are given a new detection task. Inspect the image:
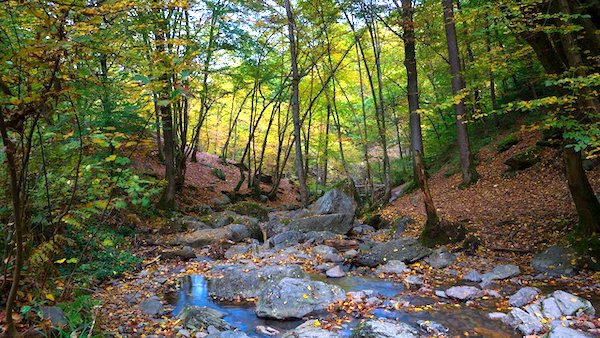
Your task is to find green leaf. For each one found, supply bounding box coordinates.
[132,74,150,84]
[157,99,171,107]
[66,258,78,264]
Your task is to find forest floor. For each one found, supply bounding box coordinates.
[88,131,600,338]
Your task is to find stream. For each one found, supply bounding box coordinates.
[171,274,519,337]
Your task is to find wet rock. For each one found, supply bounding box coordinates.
[208,265,306,299]
[352,318,419,338]
[268,231,305,250]
[546,290,595,316]
[434,290,448,298]
[344,249,359,259]
[179,306,232,331]
[501,308,543,335]
[139,296,163,316]
[403,275,424,287]
[488,312,507,320]
[394,216,416,233]
[287,214,354,235]
[375,260,409,275]
[305,231,338,244]
[463,270,482,282]
[312,245,338,257]
[546,325,593,338]
[281,320,342,338]
[417,320,449,336]
[211,194,231,208]
[354,238,432,267]
[176,223,261,248]
[509,287,541,307]
[445,286,483,301]
[531,246,577,277]
[326,266,346,278]
[427,247,456,269]
[481,264,520,282]
[312,189,355,215]
[255,277,345,319]
[206,331,250,338]
[40,306,67,327]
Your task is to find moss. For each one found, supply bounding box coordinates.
[211,168,226,180]
[497,134,520,152]
[229,201,269,221]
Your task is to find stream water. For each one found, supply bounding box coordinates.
[171,274,519,338]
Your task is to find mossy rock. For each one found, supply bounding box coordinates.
[497,134,519,152]
[229,201,269,222]
[211,168,226,181]
[504,147,541,171]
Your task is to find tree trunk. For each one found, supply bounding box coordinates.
[442,0,479,186]
[401,0,439,231]
[284,0,308,206]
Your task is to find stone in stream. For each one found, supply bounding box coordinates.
[546,290,595,316]
[417,320,449,336]
[463,270,483,282]
[351,318,419,338]
[375,260,409,275]
[268,231,305,249]
[444,286,483,301]
[312,245,338,257]
[208,265,306,300]
[546,325,593,338]
[531,246,578,277]
[501,308,543,335]
[174,222,262,248]
[281,320,342,338]
[480,264,520,287]
[255,277,345,319]
[205,331,251,338]
[178,305,232,331]
[354,238,432,268]
[139,296,163,316]
[426,247,456,269]
[326,265,346,278]
[509,287,541,307]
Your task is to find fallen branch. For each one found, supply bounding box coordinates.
[489,246,531,253]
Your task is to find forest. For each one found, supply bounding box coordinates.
[0,0,599,337]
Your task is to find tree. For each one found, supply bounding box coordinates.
[442,0,479,186]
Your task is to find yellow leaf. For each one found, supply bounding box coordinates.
[55,258,66,264]
[46,293,55,301]
[313,319,321,327]
[105,154,117,162]
[303,294,309,299]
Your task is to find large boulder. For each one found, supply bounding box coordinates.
[178,305,232,331]
[354,238,432,267]
[175,223,261,248]
[268,231,305,250]
[312,189,355,215]
[255,278,345,319]
[545,325,593,338]
[287,214,355,235]
[281,320,342,338]
[351,318,419,338]
[532,246,577,277]
[545,290,595,316]
[208,265,306,300]
[505,147,541,171]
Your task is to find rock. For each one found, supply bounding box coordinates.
[176,223,261,248]
[162,246,196,260]
[206,331,250,338]
[375,260,409,275]
[255,278,345,319]
[351,224,376,235]
[208,265,307,300]
[281,320,342,338]
[178,306,232,331]
[344,249,359,259]
[256,326,280,336]
[445,286,483,301]
[326,266,346,278]
[403,275,424,286]
[355,238,432,267]
[463,270,482,282]
[434,290,448,298]
[547,290,595,316]
[312,245,338,257]
[481,264,520,282]
[546,325,593,338]
[417,320,449,336]
[229,201,269,222]
[212,194,231,208]
[502,308,543,335]
[268,231,305,250]
[509,287,541,307]
[173,215,212,232]
[488,312,507,320]
[531,246,578,277]
[505,147,541,170]
[139,296,163,316]
[224,242,259,259]
[227,223,262,243]
[305,231,338,244]
[40,306,67,327]
[352,318,419,338]
[541,297,563,319]
[427,247,456,269]
[394,216,416,233]
[312,189,355,215]
[179,329,191,337]
[323,253,344,263]
[287,214,354,234]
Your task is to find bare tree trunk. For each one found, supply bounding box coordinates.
[401,0,439,231]
[285,0,308,206]
[442,0,480,186]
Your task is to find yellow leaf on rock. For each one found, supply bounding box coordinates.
[313,319,321,327]
[46,293,55,301]
[303,294,309,299]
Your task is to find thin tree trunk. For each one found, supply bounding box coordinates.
[285,0,308,206]
[442,0,479,186]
